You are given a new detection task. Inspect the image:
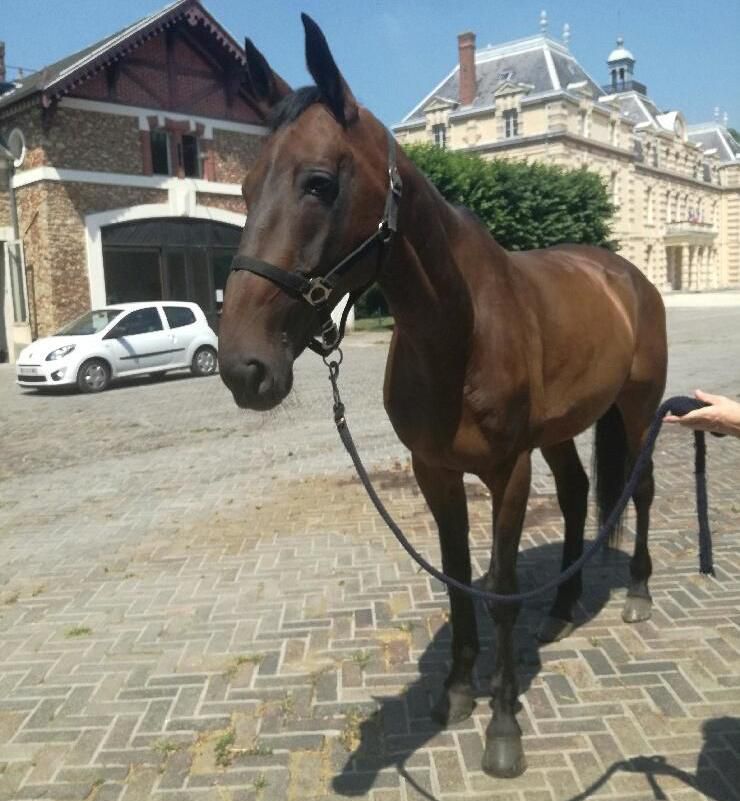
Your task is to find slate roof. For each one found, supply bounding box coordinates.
[398,34,603,126]
[0,0,244,111]
[687,125,740,163]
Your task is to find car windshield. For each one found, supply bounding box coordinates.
[56,309,123,336]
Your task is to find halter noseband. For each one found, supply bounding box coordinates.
[230,127,402,356]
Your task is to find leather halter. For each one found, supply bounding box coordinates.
[230,127,402,356]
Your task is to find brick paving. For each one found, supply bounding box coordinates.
[0,308,738,801]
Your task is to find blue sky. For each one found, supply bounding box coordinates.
[3,0,738,129]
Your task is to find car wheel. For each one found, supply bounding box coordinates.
[77,359,111,393]
[191,346,217,377]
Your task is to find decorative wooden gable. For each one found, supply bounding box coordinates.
[71,20,260,124]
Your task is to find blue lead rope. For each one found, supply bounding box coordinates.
[327,362,717,605]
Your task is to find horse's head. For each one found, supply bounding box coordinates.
[219,15,395,410]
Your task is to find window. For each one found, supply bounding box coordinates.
[151,130,170,175]
[645,186,653,224]
[504,109,519,138]
[610,171,619,206]
[164,306,196,328]
[610,121,617,146]
[651,146,659,168]
[497,70,513,81]
[432,124,446,149]
[57,309,122,336]
[108,307,163,338]
[181,134,200,178]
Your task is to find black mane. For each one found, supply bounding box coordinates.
[268,86,325,132]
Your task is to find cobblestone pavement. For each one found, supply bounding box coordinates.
[0,308,738,801]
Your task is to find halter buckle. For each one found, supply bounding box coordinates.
[302,277,333,307]
[319,317,341,351]
[389,165,402,196]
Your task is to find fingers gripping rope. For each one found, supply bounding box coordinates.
[327,356,716,605]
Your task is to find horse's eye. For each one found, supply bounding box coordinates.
[303,173,338,203]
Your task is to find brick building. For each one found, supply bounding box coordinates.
[0,0,267,362]
[393,15,740,294]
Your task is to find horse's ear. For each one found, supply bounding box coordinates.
[301,13,359,126]
[243,37,292,119]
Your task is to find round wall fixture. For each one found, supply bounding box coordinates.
[7,128,26,168]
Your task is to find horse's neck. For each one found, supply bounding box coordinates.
[378,166,472,347]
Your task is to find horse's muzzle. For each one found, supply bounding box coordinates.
[219,354,287,411]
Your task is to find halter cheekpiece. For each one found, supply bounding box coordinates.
[230,127,402,356]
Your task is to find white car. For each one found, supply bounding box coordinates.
[16,301,218,393]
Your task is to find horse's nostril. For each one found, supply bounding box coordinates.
[244,359,273,398]
[244,359,266,386]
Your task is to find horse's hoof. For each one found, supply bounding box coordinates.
[537,616,575,643]
[431,687,475,726]
[622,595,652,623]
[482,735,527,778]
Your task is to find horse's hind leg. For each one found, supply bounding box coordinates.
[617,386,661,623]
[538,439,589,642]
[412,456,478,725]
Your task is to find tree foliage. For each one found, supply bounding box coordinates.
[404,144,616,251]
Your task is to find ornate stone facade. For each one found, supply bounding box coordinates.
[393,26,740,292]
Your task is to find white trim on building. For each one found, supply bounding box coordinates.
[60,97,268,138]
[11,166,243,196]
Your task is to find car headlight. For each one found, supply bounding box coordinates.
[46,345,76,361]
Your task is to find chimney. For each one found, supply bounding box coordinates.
[458,31,476,106]
[0,42,5,84]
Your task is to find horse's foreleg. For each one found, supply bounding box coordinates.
[538,439,589,642]
[481,451,531,778]
[412,455,478,726]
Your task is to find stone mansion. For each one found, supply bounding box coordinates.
[393,17,740,294]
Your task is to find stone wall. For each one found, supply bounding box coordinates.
[16,181,166,335]
[212,130,262,184]
[195,193,245,217]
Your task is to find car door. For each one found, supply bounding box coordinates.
[103,306,174,374]
[162,305,198,367]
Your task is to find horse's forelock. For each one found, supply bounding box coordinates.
[268,85,353,132]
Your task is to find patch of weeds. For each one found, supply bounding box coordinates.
[123,572,136,580]
[153,739,180,757]
[65,626,92,638]
[254,773,269,792]
[241,739,272,757]
[589,636,600,647]
[280,692,294,718]
[3,592,19,605]
[214,728,235,767]
[351,650,371,671]
[224,653,263,680]
[394,621,417,634]
[339,707,366,752]
[31,586,45,598]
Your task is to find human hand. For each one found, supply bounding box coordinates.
[664,389,740,437]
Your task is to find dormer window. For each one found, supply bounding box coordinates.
[432,124,447,149]
[498,70,513,81]
[504,109,519,138]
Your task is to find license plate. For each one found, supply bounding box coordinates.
[18,367,38,376]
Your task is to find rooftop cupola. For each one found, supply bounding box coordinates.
[606,36,646,95]
[607,37,636,89]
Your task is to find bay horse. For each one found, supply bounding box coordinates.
[219,15,667,778]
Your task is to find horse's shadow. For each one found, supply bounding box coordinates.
[332,541,738,800]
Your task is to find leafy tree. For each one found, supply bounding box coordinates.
[729,127,740,145]
[403,144,615,251]
[354,144,615,319]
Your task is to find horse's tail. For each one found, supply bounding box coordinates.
[594,404,629,548]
